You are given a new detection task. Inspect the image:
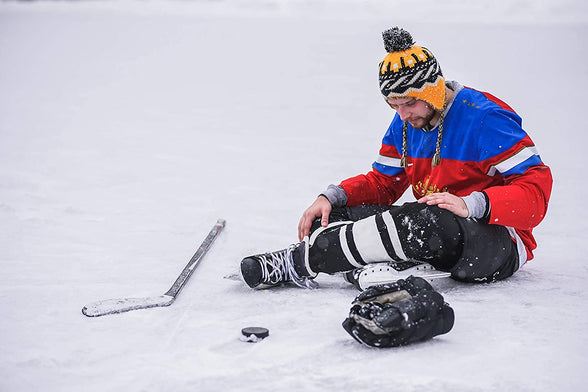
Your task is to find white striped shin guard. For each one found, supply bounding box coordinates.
[338,211,407,266]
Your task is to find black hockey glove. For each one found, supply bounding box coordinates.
[342,276,454,348]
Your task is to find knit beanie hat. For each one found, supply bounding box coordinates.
[379,27,445,111]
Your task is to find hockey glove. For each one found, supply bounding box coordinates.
[342,275,454,348]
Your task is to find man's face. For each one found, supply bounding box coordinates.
[386,97,436,129]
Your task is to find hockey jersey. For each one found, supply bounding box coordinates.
[340,82,553,263]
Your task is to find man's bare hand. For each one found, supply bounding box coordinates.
[298,196,332,241]
[417,192,469,218]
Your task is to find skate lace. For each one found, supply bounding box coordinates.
[286,243,319,289]
[257,247,291,286]
[258,244,318,289]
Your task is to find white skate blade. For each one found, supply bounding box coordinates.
[356,262,451,290]
[223,271,242,281]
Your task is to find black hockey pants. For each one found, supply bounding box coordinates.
[307,202,519,283]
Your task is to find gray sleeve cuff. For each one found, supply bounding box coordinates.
[320,184,348,208]
[461,191,487,219]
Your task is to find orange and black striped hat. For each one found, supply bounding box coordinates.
[379,27,446,111]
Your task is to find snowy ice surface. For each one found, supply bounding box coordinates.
[1,1,587,391]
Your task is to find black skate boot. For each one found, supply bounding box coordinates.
[240,238,318,289]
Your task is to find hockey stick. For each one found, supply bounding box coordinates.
[82,218,226,317]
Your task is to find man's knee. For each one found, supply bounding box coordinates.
[390,203,464,271]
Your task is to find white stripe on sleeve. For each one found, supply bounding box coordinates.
[487,146,539,176]
[376,154,403,168]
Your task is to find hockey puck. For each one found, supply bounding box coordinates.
[241,327,269,341]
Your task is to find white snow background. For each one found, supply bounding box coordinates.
[1,1,587,391]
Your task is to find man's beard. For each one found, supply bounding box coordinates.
[407,108,437,130]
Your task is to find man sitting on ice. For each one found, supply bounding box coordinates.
[239,27,553,347]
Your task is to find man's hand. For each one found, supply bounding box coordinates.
[417,192,469,218]
[298,196,332,241]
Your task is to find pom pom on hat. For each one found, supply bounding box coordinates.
[382,27,414,53]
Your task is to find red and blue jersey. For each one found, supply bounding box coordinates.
[340,83,553,262]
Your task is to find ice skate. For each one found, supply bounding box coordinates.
[240,238,318,289]
[344,260,451,291]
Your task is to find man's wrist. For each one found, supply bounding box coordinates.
[320,184,348,208]
[461,191,488,219]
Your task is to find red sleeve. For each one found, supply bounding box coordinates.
[484,165,553,230]
[340,169,410,207]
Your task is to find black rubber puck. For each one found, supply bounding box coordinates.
[241,327,269,339]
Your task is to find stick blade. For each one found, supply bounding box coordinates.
[82,295,174,317]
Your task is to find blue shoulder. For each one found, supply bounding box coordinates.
[444,88,527,161]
